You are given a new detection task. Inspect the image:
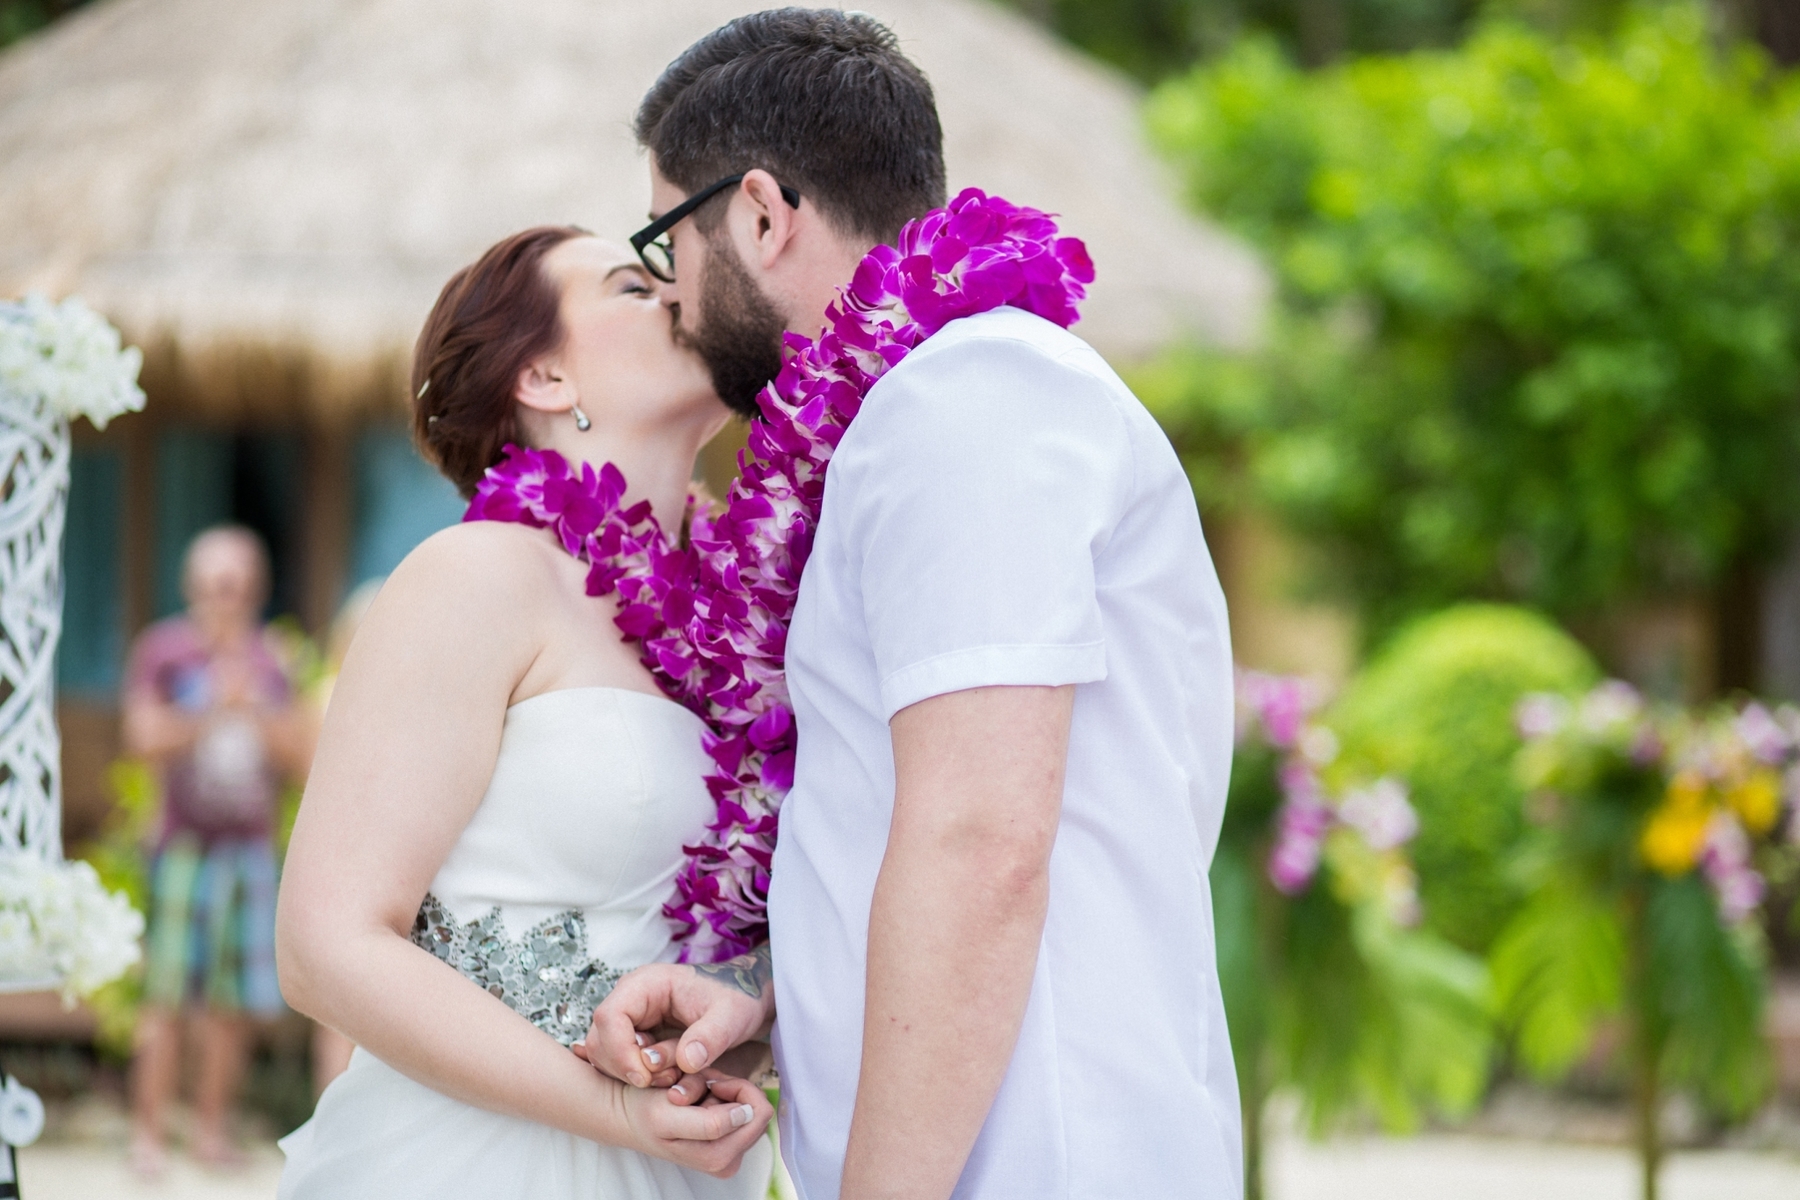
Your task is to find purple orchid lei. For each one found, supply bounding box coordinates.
[463,189,1095,961]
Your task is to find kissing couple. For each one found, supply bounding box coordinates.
[274,8,1241,1200]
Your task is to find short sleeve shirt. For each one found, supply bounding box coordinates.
[125,617,291,846]
[768,308,1243,1200]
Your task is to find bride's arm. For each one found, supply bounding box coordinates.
[275,525,769,1172]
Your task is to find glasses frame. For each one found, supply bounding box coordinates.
[629,173,802,283]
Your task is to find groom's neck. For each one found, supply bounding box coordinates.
[781,233,879,340]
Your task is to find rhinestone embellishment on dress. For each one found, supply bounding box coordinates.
[410,893,624,1047]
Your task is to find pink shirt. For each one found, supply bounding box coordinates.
[125,617,292,846]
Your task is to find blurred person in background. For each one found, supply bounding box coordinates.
[122,524,314,1175]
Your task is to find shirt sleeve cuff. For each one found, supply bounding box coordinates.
[879,641,1108,719]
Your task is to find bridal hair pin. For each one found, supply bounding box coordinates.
[417,378,431,400]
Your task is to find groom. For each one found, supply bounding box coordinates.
[587,10,1242,1198]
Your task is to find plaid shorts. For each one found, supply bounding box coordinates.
[143,834,283,1016]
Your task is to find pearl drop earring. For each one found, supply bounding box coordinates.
[571,402,592,432]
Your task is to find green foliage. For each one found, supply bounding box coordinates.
[1495,868,1770,1115]
[1494,684,1774,1200]
[1272,882,1491,1132]
[995,0,1638,82]
[1330,605,1600,951]
[1490,879,1626,1074]
[1213,732,1492,1173]
[79,760,154,918]
[1146,8,1800,633]
[0,0,88,48]
[1644,875,1768,1115]
[74,760,157,1060]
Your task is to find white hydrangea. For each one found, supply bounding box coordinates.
[0,294,145,430]
[0,855,143,1003]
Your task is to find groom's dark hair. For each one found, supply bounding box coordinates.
[636,8,946,245]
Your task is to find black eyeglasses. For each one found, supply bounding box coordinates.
[629,173,802,283]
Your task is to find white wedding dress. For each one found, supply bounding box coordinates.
[278,687,772,1200]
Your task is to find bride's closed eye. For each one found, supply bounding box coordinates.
[597,262,657,299]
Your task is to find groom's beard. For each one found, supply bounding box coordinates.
[682,238,788,419]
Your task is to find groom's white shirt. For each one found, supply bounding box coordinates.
[769,306,1242,1200]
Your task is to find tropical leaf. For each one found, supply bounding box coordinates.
[1211,846,1270,1077]
[1491,880,1626,1077]
[1645,876,1770,1116]
[1277,884,1373,1130]
[1358,908,1492,1121]
[1278,889,1492,1133]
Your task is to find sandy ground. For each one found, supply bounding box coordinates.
[20,1139,286,1198]
[1269,1134,1800,1200]
[16,1130,1800,1200]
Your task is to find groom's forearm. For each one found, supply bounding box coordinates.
[839,686,1071,1200]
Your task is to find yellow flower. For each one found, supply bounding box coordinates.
[1666,768,1708,811]
[1723,770,1782,835]
[1640,771,1712,876]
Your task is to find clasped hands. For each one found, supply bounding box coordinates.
[573,954,777,1179]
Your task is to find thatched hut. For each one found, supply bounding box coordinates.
[0,0,1265,837]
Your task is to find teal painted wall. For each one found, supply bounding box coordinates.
[349,428,464,591]
[57,424,463,698]
[58,445,124,697]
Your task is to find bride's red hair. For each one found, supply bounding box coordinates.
[411,225,589,497]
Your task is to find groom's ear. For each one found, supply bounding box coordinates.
[738,169,800,270]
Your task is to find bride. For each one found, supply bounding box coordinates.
[275,226,774,1198]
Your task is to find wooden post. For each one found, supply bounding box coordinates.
[1755,0,1800,66]
[300,422,353,638]
[1714,554,1764,697]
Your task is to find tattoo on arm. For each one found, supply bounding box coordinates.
[692,942,772,999]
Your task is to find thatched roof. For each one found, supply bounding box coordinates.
[0,0,1265,422]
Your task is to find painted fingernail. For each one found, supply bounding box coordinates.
[644,1048,664,1067]
[671,1083,688,1098]
[683,1042,708,1070]
[730,1104,754,1127]
[635,1032,649,1048]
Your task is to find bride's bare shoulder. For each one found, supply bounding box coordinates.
[376,520,568,619]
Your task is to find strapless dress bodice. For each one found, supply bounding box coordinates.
[279,685,773,1200]
[427,685,714,965]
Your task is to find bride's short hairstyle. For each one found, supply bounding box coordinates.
[411,225,589,497]
[636,9,945,245]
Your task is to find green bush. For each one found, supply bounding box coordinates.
[1328,604,1599,952]
[1146,8,1800,636]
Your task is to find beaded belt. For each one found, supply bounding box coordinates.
[410,894,624,1047]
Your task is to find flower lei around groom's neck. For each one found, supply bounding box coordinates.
[465,189,1095,961]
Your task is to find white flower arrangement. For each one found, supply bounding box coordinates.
[0,293,145,430]
[0,855,143,1004]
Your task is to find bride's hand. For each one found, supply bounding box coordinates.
[663,1042,773,1103]
[584,947,774,1087]
[619,1074,772,1178]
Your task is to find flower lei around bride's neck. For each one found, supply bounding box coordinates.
[465,188,1095,961]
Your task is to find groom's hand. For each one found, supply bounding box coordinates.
[582,945,774,1088]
